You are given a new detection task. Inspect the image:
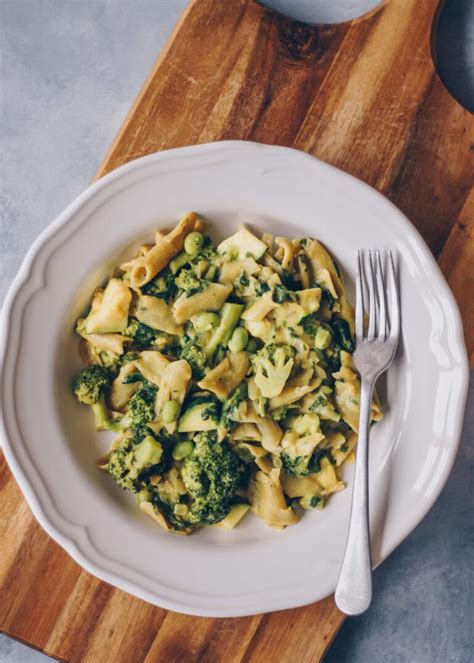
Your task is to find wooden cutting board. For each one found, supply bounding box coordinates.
[1,1,472,661]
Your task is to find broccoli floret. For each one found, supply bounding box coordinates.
[252,344,295,398]
[142,271,176,302]
[281,454,313,477]
[125,319,158,349]
[175,267,207,296]
[282,448,330,477]
[73,365,119,431]
[124,320,180,355]
[179,431,247,526]
[272,284,296,304]
[120,351,140,365]
[198,235,218,262]
[154,331,181,356]
[98,351,121,370]
[330,318,355,352]
[180,338,208,379]
[125,320,180,354]
[107,434,167,492]
[126,383,158,437]
[73,365,110,405]
[220,382,248,431]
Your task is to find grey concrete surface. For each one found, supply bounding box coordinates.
[1,1,472,662]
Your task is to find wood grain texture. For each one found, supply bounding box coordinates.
[1,0,472,661]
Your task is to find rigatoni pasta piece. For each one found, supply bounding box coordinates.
[255,418,283,452]
[155,359,192,410]
[295,288,322,314]
[280,430,324,458]
[214,504,250,530]
[330,431,358,467]
[255,455,274,474]
[197,352,249,400]
[77,330,130,355]
[241,291,278,322]
[110,363,140,411]
[232,423,262,441]
[134,295,183,336]
[295,253,311,289]
[334,352,382,431]
[172,283,232,324]
[268,368,319,410]
[242,319,273,343]
[85,278,132,334]
[130,212,201,288]
[134,350,170,386]
[249,469,300,528]
[274,237,294,271]
[218,258,260,284]
[303,238,355,332]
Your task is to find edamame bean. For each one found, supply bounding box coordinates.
[228,327,249,352]
[184,231,204,256]
[192,311,220,333]
[162,399,180,423]
[172,440,195,461]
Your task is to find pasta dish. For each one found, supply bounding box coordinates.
[72,212,381,533]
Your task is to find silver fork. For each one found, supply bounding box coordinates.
[335,250,400,615]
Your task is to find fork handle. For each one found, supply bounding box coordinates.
[335,376,375,615]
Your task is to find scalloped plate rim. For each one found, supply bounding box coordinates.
[0,141,469,617]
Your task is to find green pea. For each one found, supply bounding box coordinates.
[228,327,249,353]
[246,338,258,353]
[162,399,180,423]
[172,440,195,461]
[184,231,204,256]
[192,311,220,333]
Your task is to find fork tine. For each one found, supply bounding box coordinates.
[375,251,386,340]
[366,251,376,340]
[387,251,400,342]
[355,250,365,339]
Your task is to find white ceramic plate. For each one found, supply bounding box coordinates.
[1,142,468,617]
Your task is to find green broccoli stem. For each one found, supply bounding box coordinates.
[169,251,191,274]
[92,396,123,432]
[204,303,243,359]
[92,397,112,431]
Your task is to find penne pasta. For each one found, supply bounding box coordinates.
[130,212,201,288]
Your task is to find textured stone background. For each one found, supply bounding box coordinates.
[0,1,472,661]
